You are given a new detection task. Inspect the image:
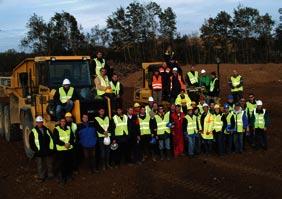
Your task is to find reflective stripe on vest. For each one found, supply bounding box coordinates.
[185,115,197,135]
[247,102,257,116]
[254,109,266,129]
[152,75,162,90]
[145,105,152,115]
[187,71,199,85]
[209,78,218,92]
[213,114,223,132]
[234,111,244,133]
[231,75,243,92]
[55,126,72,151]
[95,116,110,137]
[97,76,110,96]
[94,58,105,75]
[59,87,74,104]
[32,128,54,151]
[155,112,170,135]
[202,113,214,139]
[139,115,151,135]
[110,81,120,95]
[113,115,128,136]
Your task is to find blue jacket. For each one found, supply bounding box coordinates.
[78,123,97,148]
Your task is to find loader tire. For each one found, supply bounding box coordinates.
[0,104,4,137]
[22,111,34,158]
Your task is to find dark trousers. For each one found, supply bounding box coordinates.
[214,131,224,155]
[83,147,96,172]
[129,138,142,163]
[194,134,201,155]
[111,136,130,165]
[232,91,243,103]
[36,155,54,179]
[233,132,243,153]
[56,150,73,182]
[98,138,110,169]
[203,139,213,154]
[162,86,170,102]
[254,128,267,150]
[72,144,81,172]
[224,133,233,154]
[141,134,154,159]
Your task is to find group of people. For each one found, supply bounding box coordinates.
[28,50,270,185]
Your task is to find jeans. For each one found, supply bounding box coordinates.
[233,132,243,153]
[56,100,74,120]
[186,134,196,156]
[158,135,171,151]
[203,139,213,154]
[83,147,96,172]
[254,128,267,150]
[153,90,162,105]
[98,138,110,169]
[111,136,130,165]
[214,131,224,155]
[36,156,54,179]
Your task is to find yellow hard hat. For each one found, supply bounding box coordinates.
[191,101,196,105]
[214,104,220,109]
[105,88,112,93]
[187,106,193,110]
[134,102,141,108]
[65,112,72,117]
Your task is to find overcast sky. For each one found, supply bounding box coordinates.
[0,0,280,52]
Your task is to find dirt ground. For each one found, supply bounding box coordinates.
[1,64,282,199]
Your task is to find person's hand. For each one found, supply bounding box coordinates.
[104,131,109,137]
[264,127,267,131]
[65,143,70,149]
[112,140,116,144]
[107,86,111,89]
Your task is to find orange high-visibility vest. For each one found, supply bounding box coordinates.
[152,75,162,90]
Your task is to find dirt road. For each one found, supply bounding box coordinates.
[0,64,282,199]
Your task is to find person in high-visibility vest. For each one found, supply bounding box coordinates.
[110,73,123,109]
[164,45,176,68]
[199,69,212,95]
[78,114,97,173]
[110,107,130,166]
[208,72,219,103]
[170,67,186,103]
[186,65,199,87]
[200,103,214,154]
[251,100,270,150]
[222,103,235,154]
[227,95,235,112]
[229,70,243,102]
[93,51,111,77]
[175,89,192,114]
[94,68,112,97]
[54,78,78,120]
[53,118,75,184]
[93,107,111,170]
[213,104,224,156]
[65,112,79,173]
[183,106,198,157]
[246,93,257,147]
[145,96,154,115]
[151,70,163,105]
[150,105,172,160]
[233,103,249,153]
[138,106,155,161]
[193,106,202,155]
[29,116,54,182]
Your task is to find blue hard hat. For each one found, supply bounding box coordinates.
[224,103,229,109]
[227,95,233,99]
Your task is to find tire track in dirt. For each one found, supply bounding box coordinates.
[151,169,238,199]
[198,157,282,181]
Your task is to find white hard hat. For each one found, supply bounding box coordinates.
[201,69,206,74]
[172,67,178,72]
[103,137,111,146]
[62,78,71,85]
[256,100,263,106]
[203,103,209,107]
[148,96,154,102]
[35,116,43,122]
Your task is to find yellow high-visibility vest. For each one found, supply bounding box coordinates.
[55,126,72,151]
[201,113,214,140]
[254,109,266,129]
[113,115,128,136]
[110,81,120,95]
[97,76,110,96]
[231,75,243,92]
[94,58,105,76]
[95,116,110,137]
[139,114,151,135]
[185,114,197,135]
[32,128,54,151]
[59,87,74,104]
[213,113,223,132]
[187,71,199,85]
[155,112,170,135]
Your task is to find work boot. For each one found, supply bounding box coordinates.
[160,150,164,161]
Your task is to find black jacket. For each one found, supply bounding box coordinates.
[29,126,54,157]
[127,114,140,140]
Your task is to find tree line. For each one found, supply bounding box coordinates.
[0,2,281,73]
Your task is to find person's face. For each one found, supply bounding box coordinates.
[203,106,209,112]
[188,109,193,115]
[82,115,88,123]
[65,116,72,123]
[158,107,164,114]
[235,106,240,111]
[128,108,133,115]
[63,84,70,89]
[99,109,105,116]
[249,95,255,102]
[101,69,107,76]
[154,71,159,76]
[170,104,176,112]
[117,108,123,115]
[163,62,167,68]
[140,107,145,115]
[60,119,66,127]
[240,98,246,106]
[173,71,177,75]
[134,107,140,113]
[191,66,195,71]
[194,109,199,114]
[228,98,233,103]
[210,103,215,109]
[233,70,238,76]
[215,108,220,113]
[153,103,158,110]
[37,122,43,128]
[112,75,118,82]
[191,103,196,108]
[176,106,181,113]
[97,52,103,59]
